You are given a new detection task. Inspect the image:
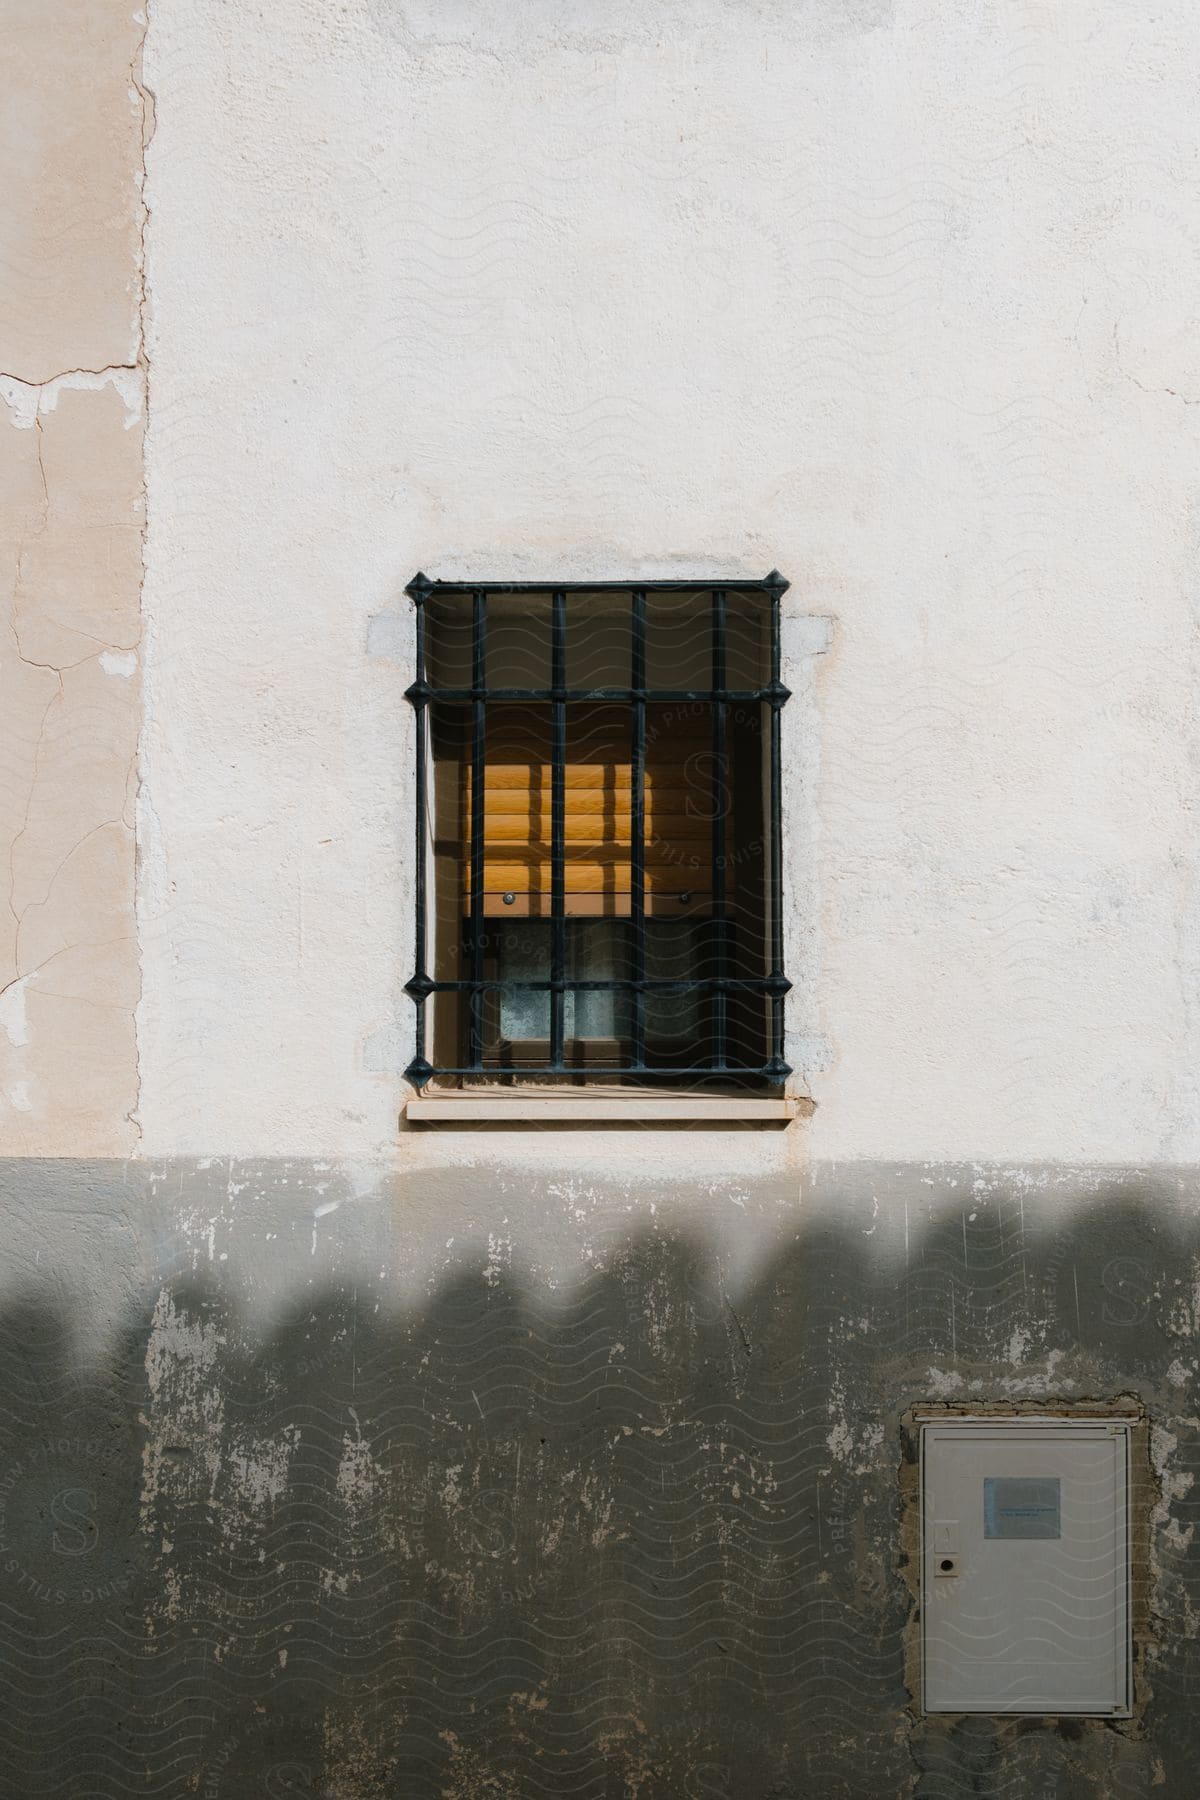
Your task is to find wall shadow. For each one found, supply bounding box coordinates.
[0,1167,1194,1798]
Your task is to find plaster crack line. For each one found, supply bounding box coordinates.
[1112,320,1200,407]
[0,936,128,1010]
[0,364,140,388]
[1122,371,1199,406]
[10,636,111,674]
[129,0,157,1153]
[6,670,64,943]
[0,958,47,1008]
[15,817,130,964]
[132,0,156,370]
[31,416,48,517]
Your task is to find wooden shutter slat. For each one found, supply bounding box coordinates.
[479,820,712,846]
[464,702,719,912]
[482,864,712,892]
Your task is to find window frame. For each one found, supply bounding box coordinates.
[404,574,792,1092]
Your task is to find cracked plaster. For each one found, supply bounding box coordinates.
[0,0,147,1152]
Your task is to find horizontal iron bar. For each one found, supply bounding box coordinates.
[410,575,788,595]
[419,978,788,993]
[426,1066,788,1077]
[421,686,783,703]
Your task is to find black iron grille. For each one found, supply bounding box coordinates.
[404,575,792,1088]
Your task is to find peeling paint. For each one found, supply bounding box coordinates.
[0,367,143,431]
[99,649,138,677]
[0,977,32,1048]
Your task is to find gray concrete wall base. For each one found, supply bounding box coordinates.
[0,1159,1195,1797]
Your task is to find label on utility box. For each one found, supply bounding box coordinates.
[983,1476,1061,1539]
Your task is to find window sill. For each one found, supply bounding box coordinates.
[404,1094,800,1123]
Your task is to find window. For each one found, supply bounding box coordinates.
[404,576,791,1090]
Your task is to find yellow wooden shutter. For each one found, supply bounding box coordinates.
[464,704,718,917]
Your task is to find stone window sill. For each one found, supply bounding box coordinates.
[404,1094,800,1124]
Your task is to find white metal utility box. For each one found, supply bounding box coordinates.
[920,1417,1131,1715]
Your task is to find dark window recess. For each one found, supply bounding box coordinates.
[404,576,792,1089]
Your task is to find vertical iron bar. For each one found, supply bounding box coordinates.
[550,590,567,1069]
[710,589,728,1070]
[630,590,647,1069]
[411,591,428,1074]
[768,585,785,1070]
[467,590,488,1069]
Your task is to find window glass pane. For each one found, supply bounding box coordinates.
[485,592,551,689]
[643,920,703,1044]
[424,593,556,690]
[643,589,771,691]
[496,921,550,1040]
[424,593,473,689]
[497,921,631,1040]
[571,921,631,1037]
[644,589,710,690]
[723,591,772,689]
[724,701,768,957]
[565,593,630,690]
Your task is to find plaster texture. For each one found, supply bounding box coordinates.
[1,0,146,382]
[0,1156,1196,1796]
[139,0,1200,1163]
[0,0,146,1153]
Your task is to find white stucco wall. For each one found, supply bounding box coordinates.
[139,0,1200,1163]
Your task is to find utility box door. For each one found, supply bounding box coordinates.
[921,1420,1130,1715]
